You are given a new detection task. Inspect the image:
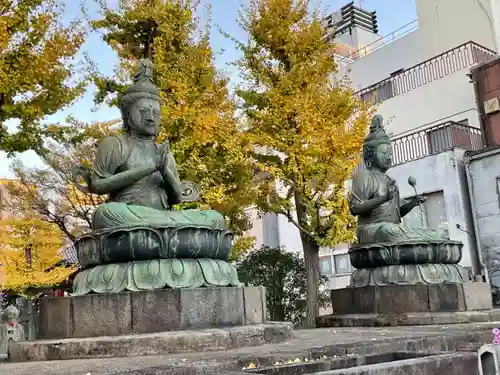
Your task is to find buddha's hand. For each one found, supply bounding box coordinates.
[411,195,427,206]
[158,140,177,180]
[156,140,171,171]
[386,180,397,201]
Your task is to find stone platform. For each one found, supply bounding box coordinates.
[329,282,492,315]
[1,322,498,374]
[39,286,266,339]
[316,282,494,328]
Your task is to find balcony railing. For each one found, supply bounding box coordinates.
[391,121,482,166]
[356,41,496,104]
[353,121,483,174]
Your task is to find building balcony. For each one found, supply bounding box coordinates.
[356,41,496,104]
[391,121,483,166]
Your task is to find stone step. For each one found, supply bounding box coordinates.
[1,322,496,375]
[8,322,293,362]
[317,310,500,327]
[213,353,478,375]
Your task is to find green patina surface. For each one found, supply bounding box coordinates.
[70,60,239,294]
[349,115,447,246]
[347,116,467,286]
[72,259,241,296]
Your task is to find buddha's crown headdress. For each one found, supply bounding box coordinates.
[363,115,390,148]
[120,59,161,103]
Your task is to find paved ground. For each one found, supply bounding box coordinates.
[1,322,497,375]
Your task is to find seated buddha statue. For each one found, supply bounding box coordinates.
[349,115,448,246]
[70,60,240,295]
[73,59,225,232]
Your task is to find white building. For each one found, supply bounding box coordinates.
[245,0,499,290]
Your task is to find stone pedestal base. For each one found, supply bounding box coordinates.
[316,282,494,327]
[331,282,492,315]
[39,286,267,339]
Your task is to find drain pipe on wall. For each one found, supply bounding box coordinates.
[464,156,490,284]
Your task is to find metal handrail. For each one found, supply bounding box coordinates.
[353,121,483,173]
[356,41,496,104]
[391,121,483,166]
[347,20,419,60]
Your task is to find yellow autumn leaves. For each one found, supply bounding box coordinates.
[0,0,86,154]
[0,0,371,301]
[0,212,76,297]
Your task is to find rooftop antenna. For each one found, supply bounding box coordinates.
[358,0,364,9]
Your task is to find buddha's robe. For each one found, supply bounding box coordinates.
[90,135,225,231]
[351,170,447,245]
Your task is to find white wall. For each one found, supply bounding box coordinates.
[467,148,500,287]
[378,71,481,136]
[416,0,497,57]
[490,0,500,52]
[244,207,265,250]
[340,0,500,93]
[339,37,482,138]
[339,31,424,90]
[276,213,303,253]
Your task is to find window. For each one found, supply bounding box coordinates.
[402,190,448,235]
[334,254,352,274]
[319,256,332,276]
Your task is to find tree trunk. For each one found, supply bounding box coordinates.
[301,233,320,327]
[294,190,320,328]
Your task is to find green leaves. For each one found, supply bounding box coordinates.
[237,245,328,326]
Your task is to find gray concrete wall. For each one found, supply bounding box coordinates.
[467,148,500,288]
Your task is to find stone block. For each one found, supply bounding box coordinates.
[179,287,244,329]
[331,287,354,315]
[72,292,133,337]
[242,286,266,324]
[130,289,182,333]
[463,282,493,311]
[428,283,465,312]
[325,283,493,317]
[38,287,267,339]
[377,284,429,314]
[38,296,71,339]
[352,286,378,314]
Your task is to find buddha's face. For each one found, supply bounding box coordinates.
[373,143,392,171]
[128,97,161,136]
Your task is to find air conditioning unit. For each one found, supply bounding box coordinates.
[484,97,500,114]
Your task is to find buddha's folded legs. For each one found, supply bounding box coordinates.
[92,202,226,231]
[356,223,449,246]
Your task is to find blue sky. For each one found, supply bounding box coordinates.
[0,0,417,177]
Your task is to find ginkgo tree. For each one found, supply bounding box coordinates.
[0,0,86,154]
[4,119,118,243]
[87,0,258,259]
[0,212,77,297]
[232,0,372,326]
